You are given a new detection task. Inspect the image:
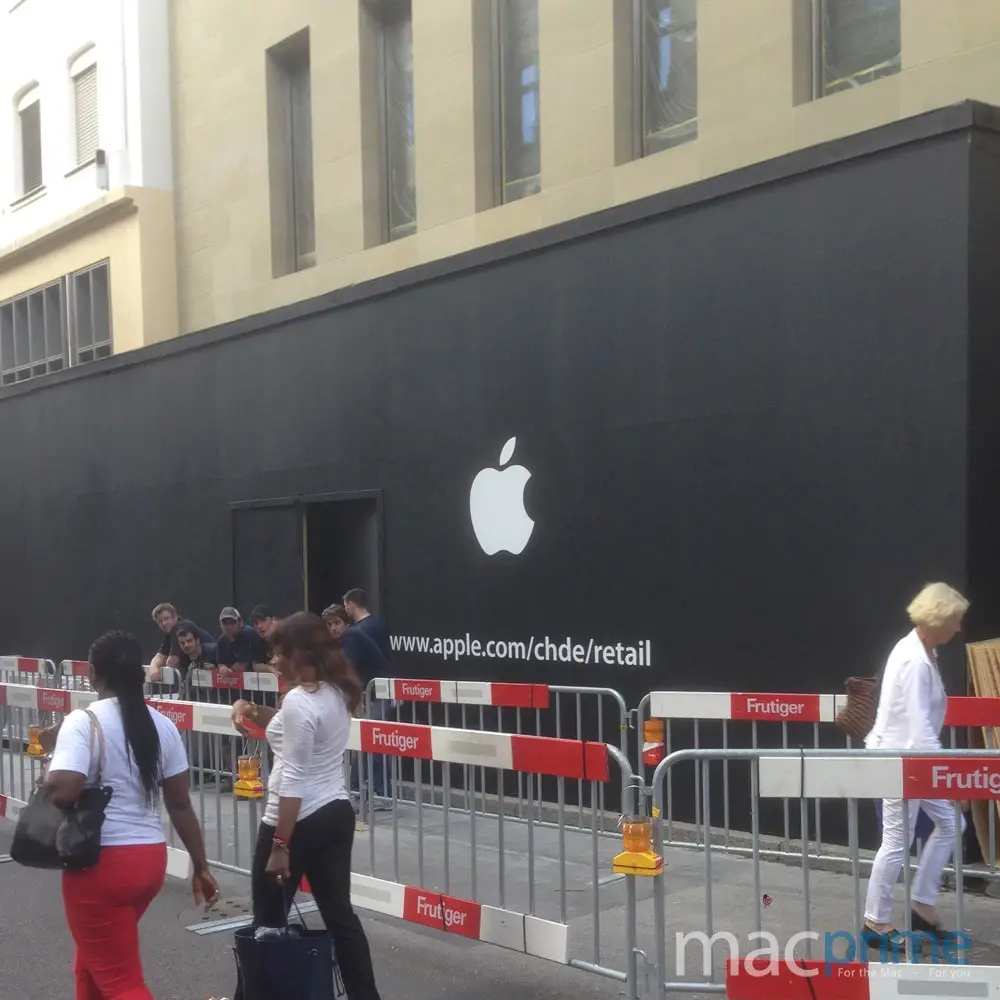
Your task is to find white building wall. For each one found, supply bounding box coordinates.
[0,0,173,250]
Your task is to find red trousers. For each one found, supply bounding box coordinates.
[62,843,167,1000]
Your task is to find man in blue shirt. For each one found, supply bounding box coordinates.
[321,604,386,686]
[324,602,392,804]
[342,588,390,658]
[215,607,269,677]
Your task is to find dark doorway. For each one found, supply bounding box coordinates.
[305,497,382,617]
[231,502,305,618]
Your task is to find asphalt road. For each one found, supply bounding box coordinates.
[0,826,620,1000]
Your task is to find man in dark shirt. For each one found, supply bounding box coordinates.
[175,622,218,696]
[321,604,386,687]
[342,588,390,658]
[250,605,279,661]
[148,602,215,684]
[176,622,228,787]
[215,607,269,676]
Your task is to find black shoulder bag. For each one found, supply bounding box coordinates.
[11,709,113,870]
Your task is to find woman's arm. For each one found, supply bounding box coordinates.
[232,699,278,735]
[162,773,219,905]
[264,693,315,882]
[900,660,942,749]
[39,720,63,753]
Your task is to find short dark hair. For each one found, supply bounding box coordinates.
[175,620,200,641]
[250,605,276,622]
[343,588,368,609]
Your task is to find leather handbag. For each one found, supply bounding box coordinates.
[835,671,883,743]
[10,709,113,871]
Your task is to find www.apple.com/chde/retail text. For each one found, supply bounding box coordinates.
[389,635,653,666]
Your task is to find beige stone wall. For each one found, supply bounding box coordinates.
[0,187,178,356]
[169,0,1000,337]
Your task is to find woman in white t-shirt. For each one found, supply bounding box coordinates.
[44,631,218,999]
[230,612,382,1000]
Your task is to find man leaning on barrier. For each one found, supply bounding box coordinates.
[147,602,214,688]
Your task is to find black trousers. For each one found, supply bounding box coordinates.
[238,799,381,1000]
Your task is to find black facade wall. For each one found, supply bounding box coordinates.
[967,123,1000,658]
[0,114,981,732]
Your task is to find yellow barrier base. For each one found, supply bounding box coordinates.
[613,851,663,876]
[234,779,264,799]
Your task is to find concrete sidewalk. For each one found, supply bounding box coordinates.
[5,749,1000,999]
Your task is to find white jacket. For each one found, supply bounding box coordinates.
[865,628,947,751]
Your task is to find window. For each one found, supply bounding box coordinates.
[0,281,66,385]
[70,262,112,364]
[636,0,698,157]
[266,31,315,275]
[72,57,99,166]
[494,0,540,204]
[815,0,900,97]
[15,86,43,197]
[0,262,112,386]
[377,0,416,241]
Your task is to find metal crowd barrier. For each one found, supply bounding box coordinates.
[638,688,1000,881]
[0,656,60,756]
[367,676,630,834]
[0,678,651,993]
[645,746,1000,1000]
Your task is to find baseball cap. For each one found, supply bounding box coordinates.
[250,605,276,622]
[219,606,241,623]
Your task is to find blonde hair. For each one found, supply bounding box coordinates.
[907,583,969,629]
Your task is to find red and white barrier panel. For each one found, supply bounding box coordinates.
[650,691,1000,728]
[0,793,25,823]
[727,959,1000,999]
[649,691,847,724]
[944,696,1000,728]
[188,668,285,693]
[0,684,609,782]
[0,656,58,685]
[350,873,568,963]
[374,678,550,709]
[0,682,97,713]
[759,755,1000,800]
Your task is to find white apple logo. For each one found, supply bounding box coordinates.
[469,437,535,555]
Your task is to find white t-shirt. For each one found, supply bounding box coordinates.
[49,697,189,847]
[263,683,351,827]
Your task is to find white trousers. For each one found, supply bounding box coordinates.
[864,797,965,924]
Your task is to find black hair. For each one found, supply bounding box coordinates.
[342,588,368,610]
[175,620,200,641]
[89,631,162,806]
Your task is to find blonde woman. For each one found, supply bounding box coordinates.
[863,582,969,947]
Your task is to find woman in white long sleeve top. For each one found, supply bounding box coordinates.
[864,582,969,947]
[229,612,382,1000]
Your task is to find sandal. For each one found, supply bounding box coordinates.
[862,923,903,952]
